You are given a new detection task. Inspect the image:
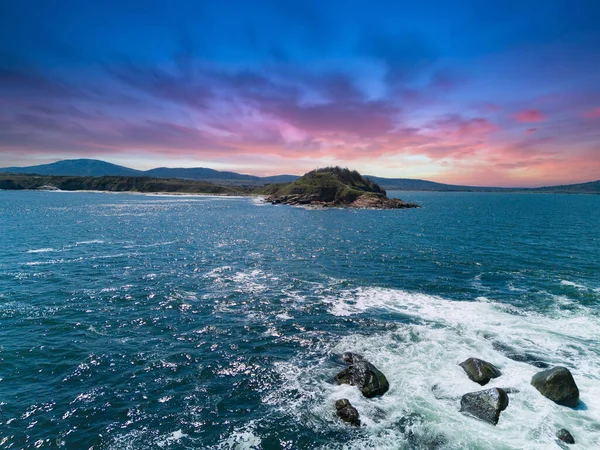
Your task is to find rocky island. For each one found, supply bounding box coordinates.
[265,167,418,209]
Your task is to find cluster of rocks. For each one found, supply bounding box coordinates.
[332,353,581,446]
[332,352,389,426]
[458,357,580,445]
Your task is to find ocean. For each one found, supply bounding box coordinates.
[1,190,599,449]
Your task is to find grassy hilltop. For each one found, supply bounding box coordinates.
[265,167,418,209]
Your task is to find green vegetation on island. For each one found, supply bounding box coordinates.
[264,167,419,209]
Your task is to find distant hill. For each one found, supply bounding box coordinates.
[0,159,298,186]
[1,159,598,194]
[144,167,261,181]
[365,176,477,192]
[531,180,600,194]
[0,159,142,177]
[365,176,600,194]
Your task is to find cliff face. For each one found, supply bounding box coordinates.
[265,167,419,209]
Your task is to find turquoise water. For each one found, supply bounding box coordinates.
[1,191,599,449]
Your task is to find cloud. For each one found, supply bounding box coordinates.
[1,8,599,188]
[426,114,499,138]
[583,107,600,118]
[513,109,546,123]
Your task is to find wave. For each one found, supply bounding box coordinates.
[26,248,57,253]
[262,286,600,449]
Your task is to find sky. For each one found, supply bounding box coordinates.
[1,0,599,186]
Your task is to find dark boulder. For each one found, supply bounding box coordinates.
[556,428,575,444]
[460,388,509,425]
[531,367,579,407]
[459,357,502,386]
[335,360,390,398]
[335,399,360,426]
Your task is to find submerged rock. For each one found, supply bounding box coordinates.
[531,367,579,407]
[342,352,365,364]
[500,387,520,394]
[492,342,550,368]
[335,360,390,398]
[335,399,360,426]
[460,388,509,425]
[459,358,502,385]
[396,414,448,449]
[556,428,575,444]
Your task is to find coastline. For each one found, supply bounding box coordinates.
[0,188,259,199]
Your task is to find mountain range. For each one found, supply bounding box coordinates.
[0,159,598,194]
[0,159,297,186]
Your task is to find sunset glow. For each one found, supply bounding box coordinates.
[1,1,599,186]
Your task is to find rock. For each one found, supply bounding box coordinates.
[342,352,365,364]
[531,367,579,407]
[556,428,575,444]
[460,388,509,425]
[335,360,390,398]
[459,358,502,385]
[335,399,360,426]
[349,195,418,209]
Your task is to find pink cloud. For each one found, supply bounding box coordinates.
[583,107,600,118]
[427,114,499,139]
[514,109,546,123]
[474,102,502,113]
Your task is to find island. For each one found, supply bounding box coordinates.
[264,167,419,209]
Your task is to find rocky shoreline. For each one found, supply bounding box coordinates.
[266,192,419,209]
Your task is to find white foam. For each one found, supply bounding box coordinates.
[156,429,188,448]
[204,266,233,279]
[250,196,268,206]
[26,248,56,253]
[268,287,600,449]
[560,280,594,292]
[216,423,262,449]
[75,240,105,245]
[25,259,65,266]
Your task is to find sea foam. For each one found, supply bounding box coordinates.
[265,286,600,449]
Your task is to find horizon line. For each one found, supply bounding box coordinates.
[1,158,598,190]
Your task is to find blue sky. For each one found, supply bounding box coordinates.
[1,0,599,185]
